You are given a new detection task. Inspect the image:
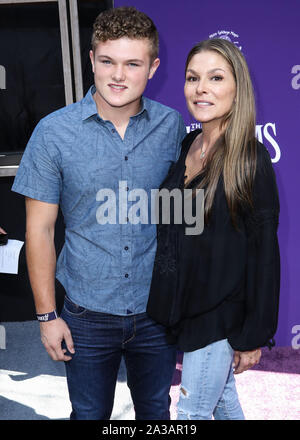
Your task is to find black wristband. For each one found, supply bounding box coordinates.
[36,310,58,322]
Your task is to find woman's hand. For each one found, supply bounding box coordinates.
[233,348,261,374]
[0,227,6,234]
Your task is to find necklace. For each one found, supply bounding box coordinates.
[196,133,206,159]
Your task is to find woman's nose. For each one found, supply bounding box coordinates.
[195,79,208,94]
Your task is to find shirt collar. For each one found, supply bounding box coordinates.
[81,85,98,120]
[81,85,150,121]
[134,95,149,120]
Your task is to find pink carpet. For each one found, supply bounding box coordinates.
[170,347,300,420]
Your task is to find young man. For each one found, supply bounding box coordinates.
[12,7,186,420]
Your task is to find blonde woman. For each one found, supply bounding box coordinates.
[147,39,280,420]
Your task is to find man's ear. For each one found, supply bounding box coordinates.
[89,50,95,73]
[148,58,160,79]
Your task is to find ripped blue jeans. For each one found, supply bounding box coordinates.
[177,339,245,420]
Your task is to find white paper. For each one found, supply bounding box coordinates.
[0,325,6,350]
[0,239,24,274]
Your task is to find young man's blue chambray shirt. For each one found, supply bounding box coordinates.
[12,86,186,315]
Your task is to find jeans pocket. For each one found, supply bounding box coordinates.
[63,295,87,317]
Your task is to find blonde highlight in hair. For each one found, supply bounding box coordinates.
[185,39,257,227]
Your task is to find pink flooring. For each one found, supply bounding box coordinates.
[169,347,300,420]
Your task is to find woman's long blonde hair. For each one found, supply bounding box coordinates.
[185,39,257,227]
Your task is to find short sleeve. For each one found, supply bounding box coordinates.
[11,119,62,204]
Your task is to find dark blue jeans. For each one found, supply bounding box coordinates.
[60,295,177,420]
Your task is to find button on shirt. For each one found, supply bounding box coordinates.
[12,85,186,315]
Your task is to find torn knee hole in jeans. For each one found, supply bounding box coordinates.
[180,386,189,398]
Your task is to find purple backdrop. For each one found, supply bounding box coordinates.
[116,0,300,347]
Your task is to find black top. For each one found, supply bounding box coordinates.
[147,129,280,352]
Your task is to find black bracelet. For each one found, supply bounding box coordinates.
[36,310,58,322]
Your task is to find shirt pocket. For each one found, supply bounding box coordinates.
[60,160,98,218]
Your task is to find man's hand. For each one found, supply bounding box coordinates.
[40,317,75,361]
[233,348,261,374]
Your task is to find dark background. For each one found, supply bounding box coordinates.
[0,0,112,321]
[0,0,112,154]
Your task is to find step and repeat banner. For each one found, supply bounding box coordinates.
[116,0,300,347]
